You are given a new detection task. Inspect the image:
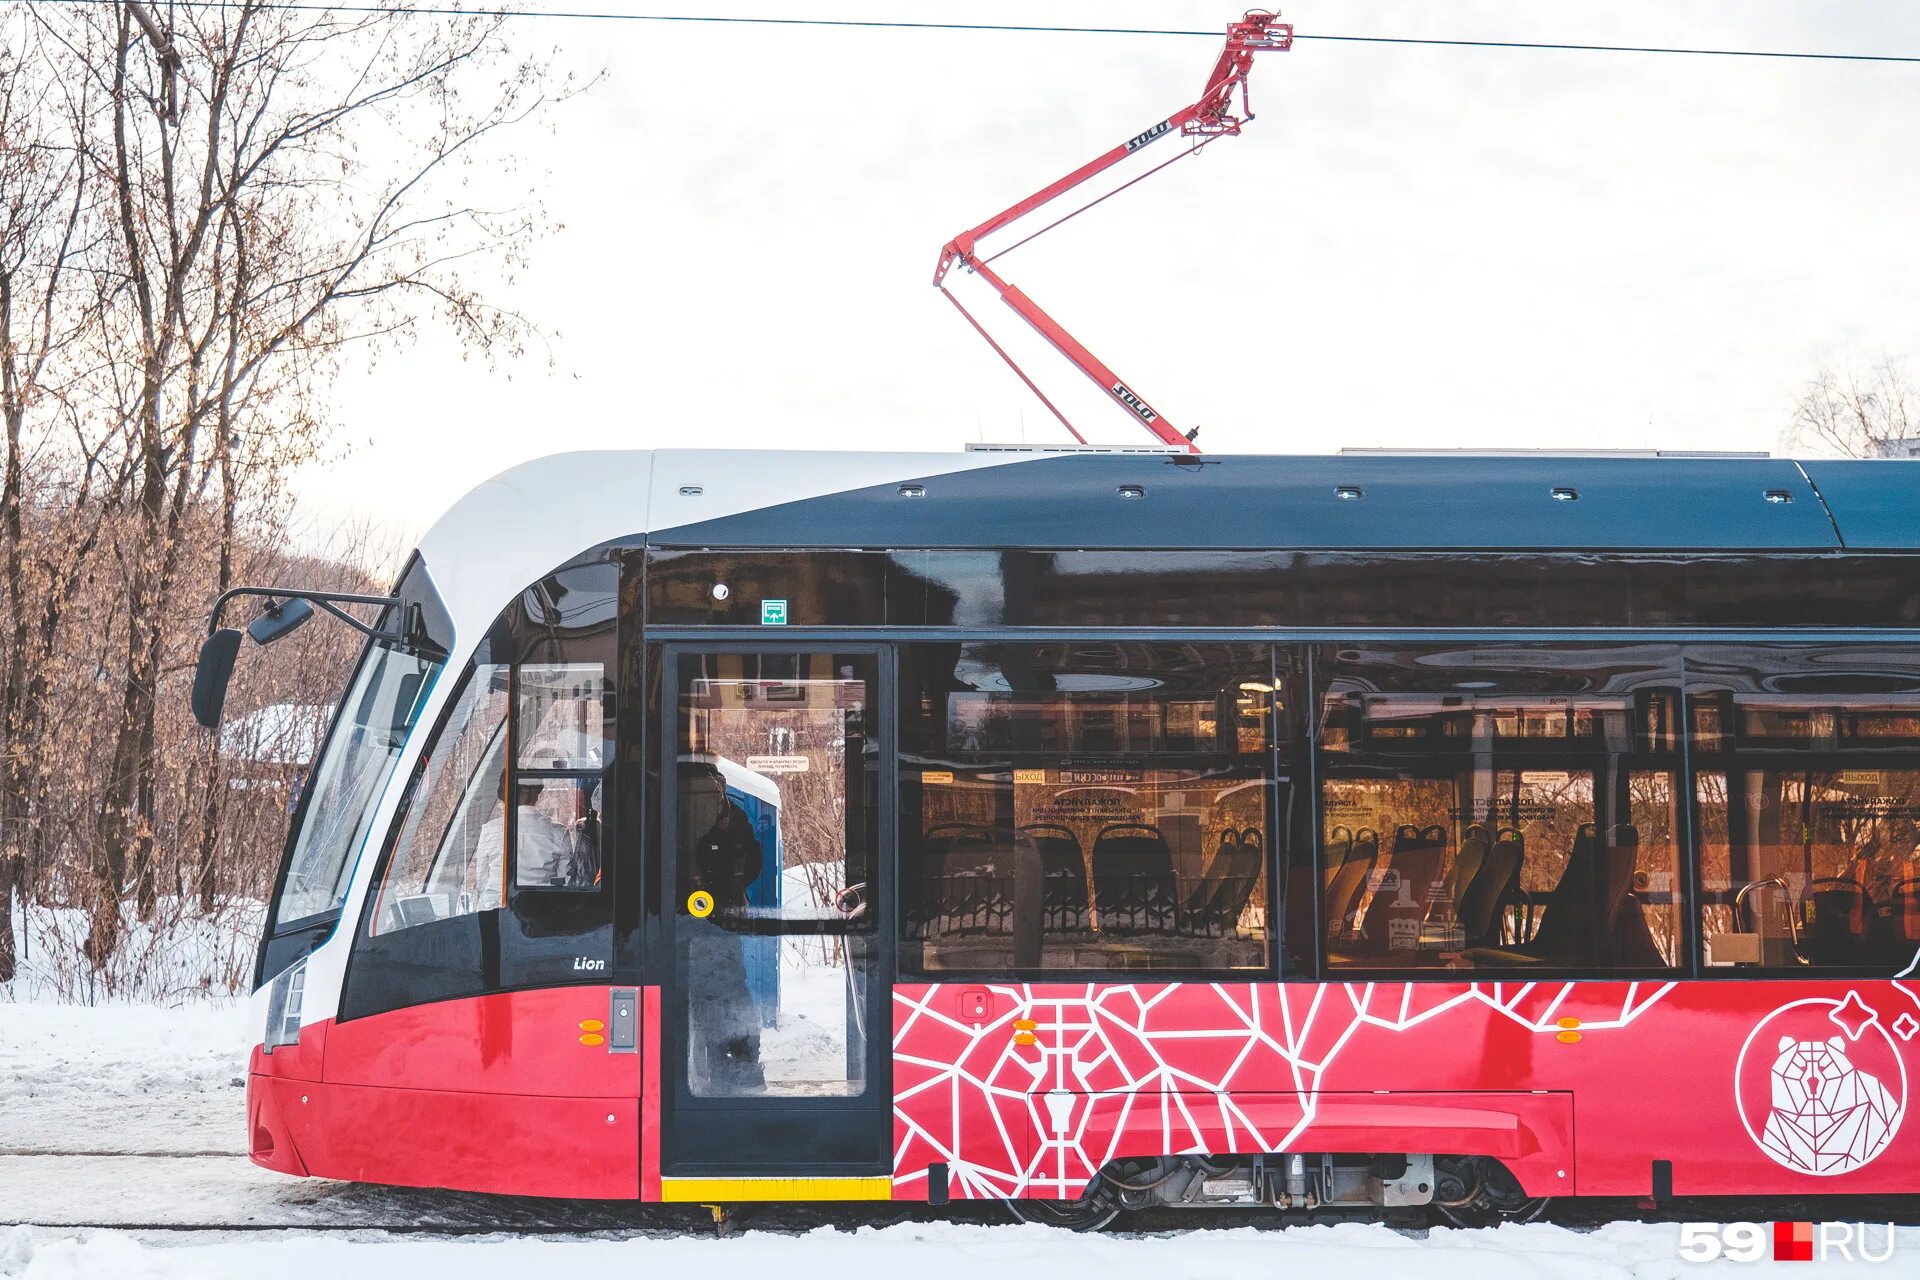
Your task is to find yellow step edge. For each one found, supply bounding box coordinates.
[659,1176,893,1202]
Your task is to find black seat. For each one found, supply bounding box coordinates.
[1603,825,1668,968]
[1422,823,1491,946]
[1020,823,1089,932]
[1505,823,1664,968]
[1185,830,1241,919]
[1091,823,1179,934]
[1799,876,1874,966]
[1358,824,1448,954]
[1888,876,1920,961]
[915,824,1017,937]
[1459,827,1524,948]
[1185,827,1264,936]
[1524,822,1602,960]
[1217,825,1267,925]
[1324,826,1378,944]
[1322,825,1354,896]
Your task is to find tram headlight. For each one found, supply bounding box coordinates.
[262,958,307,1053]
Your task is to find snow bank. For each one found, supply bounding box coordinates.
[0,897,263,1005]
[3,1220,1915,1280]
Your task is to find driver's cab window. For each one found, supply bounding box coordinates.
[344,561,618,1021]
[372,664,508,932]
[511,663,606,894]
[372,662,608,933]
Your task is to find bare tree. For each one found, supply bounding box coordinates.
[1786,355,1919,459]
[0,1,578,975]
[0,13,106,982]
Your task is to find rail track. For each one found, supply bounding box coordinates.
[6,1150,1916,1237]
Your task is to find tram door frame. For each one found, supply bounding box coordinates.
[655,643,895,1181]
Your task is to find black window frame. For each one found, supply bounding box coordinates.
[338,556,622,1023]
[1683,641,1920,980]
[1305,641,1691,983]
[893,639,1296,982]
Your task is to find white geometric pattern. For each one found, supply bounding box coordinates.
[1760,1036,1902,1174]
[892,980,1675,1199]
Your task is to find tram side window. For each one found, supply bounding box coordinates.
[1315,644,1684,974]
[371,664,510,933]
[1688,645,1920,971]
[898,642,1282,974]
[370,662,609,934]
[511,663,607,893]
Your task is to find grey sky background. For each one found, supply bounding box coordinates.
[296,1,1920,551]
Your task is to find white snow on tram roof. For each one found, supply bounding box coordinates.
[414,448,1021,649]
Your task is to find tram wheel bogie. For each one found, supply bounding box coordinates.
[1066,1152,1444,1217]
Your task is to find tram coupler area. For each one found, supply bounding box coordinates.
[1100,1153,1437,1212]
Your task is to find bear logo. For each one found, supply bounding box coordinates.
[1760,1034,1900,1174]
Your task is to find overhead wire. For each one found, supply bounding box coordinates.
[26,2,1920,66]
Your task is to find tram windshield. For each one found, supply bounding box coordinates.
[272,641,439,927]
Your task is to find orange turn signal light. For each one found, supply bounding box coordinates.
[1013,1032,1038,1046]
[1555,1030,1581,1044]
[580,1019,606,1033]
[1556,1016,1581,1029]
[1013,1018,1038,1031]
[580,1033,607,1047]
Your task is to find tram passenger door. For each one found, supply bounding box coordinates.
[659,648,891,1192]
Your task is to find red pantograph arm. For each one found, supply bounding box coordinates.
[933,12,1292,452]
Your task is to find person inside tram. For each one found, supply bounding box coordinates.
[693,793,765,914]
[683,763,768,1093]
[473,777,583,910]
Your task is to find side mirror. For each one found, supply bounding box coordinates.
[192,629,244,729]
[247,596,314,646]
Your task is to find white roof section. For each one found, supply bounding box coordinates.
[414,448,1023,649]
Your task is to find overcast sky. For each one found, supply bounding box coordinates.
[294,0,1920,553]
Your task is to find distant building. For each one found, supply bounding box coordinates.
[221,703,329,803]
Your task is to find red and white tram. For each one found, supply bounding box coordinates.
[198,447,1920,1226]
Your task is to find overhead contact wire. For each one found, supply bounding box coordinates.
[28,2,1920,66]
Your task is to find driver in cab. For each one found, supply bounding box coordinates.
[475,779,581,911]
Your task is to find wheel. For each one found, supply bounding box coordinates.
[1432,1156,1549,1228]
[1005,1184,1121,1231]
[1434,1195,1550,1227]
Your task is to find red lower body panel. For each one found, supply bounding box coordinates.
[248,986,642,1199]
[247,1075,311,1177]
[246,976,1920,1203]
[893,978,1920,1202]
[297,1082,638,1198]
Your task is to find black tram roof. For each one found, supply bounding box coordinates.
[644,452,1920,553]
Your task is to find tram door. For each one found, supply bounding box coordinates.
[659,648,892,1190]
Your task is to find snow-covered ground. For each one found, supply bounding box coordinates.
[5,1219,1919,1280]
[0,898,262,1006]
[3,996,1917,1278]
[0,1002,250,1157]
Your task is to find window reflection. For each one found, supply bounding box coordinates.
[1317,644,1683,973]
[370,666,507,933]
[676,653,875,1099]
[900,643,1280,973]
[1689,645,1920,970]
